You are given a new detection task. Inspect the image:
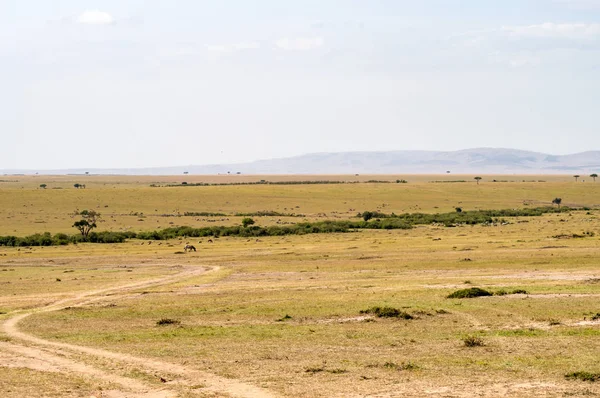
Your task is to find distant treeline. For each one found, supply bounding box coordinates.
[157,179,407,187]
[0,206,576,247]
[183,211,306,217]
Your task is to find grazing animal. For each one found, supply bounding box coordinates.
[207,239,213,243]
[184,244,196,252]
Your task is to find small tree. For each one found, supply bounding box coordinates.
[574,175,580,182]
[39,184,47,189]
[455,207,463,213]
[552,198,562,208]
[591,173,598,182]
[72,209,100,238]
[362,211,374,221]
[474,176,482,185]
[242,217,255,228]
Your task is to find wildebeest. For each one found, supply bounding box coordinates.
[184,244,196,252]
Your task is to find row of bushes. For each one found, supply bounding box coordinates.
[164,179,406,187]
[360,206,572,226]
[0,220,413,247]
[183,212,228,217]
[234,211,305,217]
[0,206,577,247]
[0,231,136,247]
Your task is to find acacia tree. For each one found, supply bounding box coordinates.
[474,176,482,185]
[552,198,562,208]
[242,217,255,228]
[591,173,598,182]
[39,184,47,189]
[574,175,580,182]
[72,209,100,238]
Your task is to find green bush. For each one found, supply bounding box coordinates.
[565,371,600,382]
[463,336,485,347]
[447,288,493,299]
[156,318,180,326]
[360,306,413,319]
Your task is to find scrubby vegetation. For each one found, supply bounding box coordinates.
[0,219,413,246]
[565,371,600,382]
[183,212,227,217]
[156,318,181,326]
[0,206,579,247]
[0,231,135,247]
[165,180,364,187]
[360,306,413,319]
[463,336,485,347]
[447,288,493,299]
[234,211,305,217]
[358,206,572,227]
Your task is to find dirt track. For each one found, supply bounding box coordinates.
[0,265,277,398]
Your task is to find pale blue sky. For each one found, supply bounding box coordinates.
[2,0,600,169]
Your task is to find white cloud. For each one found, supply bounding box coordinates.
[77,10,114,25]
[502,23,600,39]
[275,37,324,51]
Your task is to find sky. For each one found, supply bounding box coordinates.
[2,0,600,170]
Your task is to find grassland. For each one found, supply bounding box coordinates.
[1,174,598,236]
[1,175,599,397]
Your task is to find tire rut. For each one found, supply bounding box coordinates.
[1,265,278,398]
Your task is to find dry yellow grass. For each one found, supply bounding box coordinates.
[1,174,599,235]
[1,175,600,397]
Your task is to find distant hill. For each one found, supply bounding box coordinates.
[4,148,600,175]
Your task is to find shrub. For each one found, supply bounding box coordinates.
[360,306,413,319]
[305,366,325,374]
[511,289,528,295]
[463,336,485,347]
[447,288,493,299]
[156,318,180,326]
[382,362,419,371]
[565,371,600,382]
[242,218,256,228]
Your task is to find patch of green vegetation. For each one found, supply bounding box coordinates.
[235,211,305,217]
[360,307,413,319]
[494,289,528,296]
[156,318,180,326]
[462,336,485,347]
[565,371,600,382]
[381,361,419,371]
[183,212,227,217]
[496,329,545,337]
[447,288,493,299]
[359,206,573,227]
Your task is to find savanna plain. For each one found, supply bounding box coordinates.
[0,174,599,397]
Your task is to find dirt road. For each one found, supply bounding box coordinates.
[0,265,277,398]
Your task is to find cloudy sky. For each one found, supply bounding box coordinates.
[2,0,600,169]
